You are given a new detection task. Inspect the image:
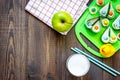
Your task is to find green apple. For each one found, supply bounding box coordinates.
[52,11,73,32]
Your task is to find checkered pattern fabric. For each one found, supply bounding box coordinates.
[25,0,89,35]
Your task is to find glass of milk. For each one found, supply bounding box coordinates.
[66,54,90,77]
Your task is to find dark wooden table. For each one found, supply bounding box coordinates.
[0,0,120,80]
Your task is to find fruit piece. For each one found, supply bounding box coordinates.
[52,11,73,32]
[89,7,97,14]
[112,15,120,30]
[94,26,99,30]
[109,28,117,43]
[100,44,115,58]
[101,18,109,27]
[117,33,120,40]
[85,17,100,29]
[109,11,113,16]
[100,2,109,17]
[96,0,104,6]
[92,20,101,33]
[100,2,114,19]
[116,4,120,13]
[101,27,110,43]
[92,8,96,12]
[107,3,115,19]
[111,35,116,40]
[102,27,118,43]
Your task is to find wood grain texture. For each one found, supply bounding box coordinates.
[0,0,120,80]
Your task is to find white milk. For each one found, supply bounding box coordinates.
[66,54,90,77]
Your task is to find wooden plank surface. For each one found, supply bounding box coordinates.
[0,0,120,80]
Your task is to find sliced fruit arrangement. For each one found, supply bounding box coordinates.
[100,2,110,17]
[101,27,117,43]
[85,1,119,44]
[75,0,120,58]
[85,17,100,29]
[85,17,101,33]
[100,2,115,19]
[107,3,115,19]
